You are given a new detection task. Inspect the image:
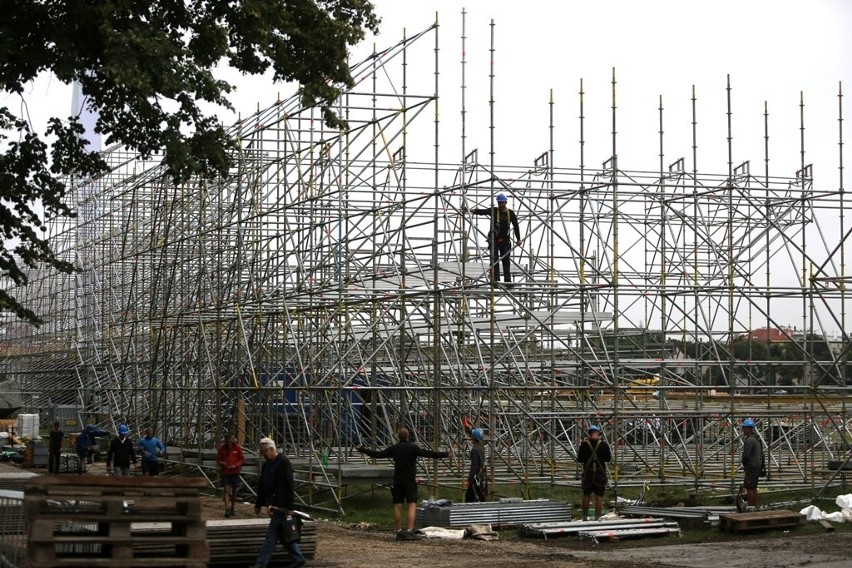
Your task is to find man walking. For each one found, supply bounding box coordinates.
[75,424,108,473]
[48,421,64,474]
[252,438,305,568]
[106,424,136,476]
[217,434,245,517]
[463,193,523,284]
[137,427,166,476]
[577,424,612,521]
[356,428,450,540]
[741,418,761,507]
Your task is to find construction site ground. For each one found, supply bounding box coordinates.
[5,461,851,567]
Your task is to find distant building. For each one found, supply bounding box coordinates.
[745,327,795,343]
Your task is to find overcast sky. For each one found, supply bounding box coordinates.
[12,1,851,183]
[348,0,852,183]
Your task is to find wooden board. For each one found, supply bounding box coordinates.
[718,509,805,533]
[24,477,208,567]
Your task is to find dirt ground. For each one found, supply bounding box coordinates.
[190,470,852,568]
[5,461,851,567]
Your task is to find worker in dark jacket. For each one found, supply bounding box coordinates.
[576,424,612,521]
[106,424,136,476]
[75,424,109,473]
[48,421,64,474]
[741,418,761,507]
[462,192,523,284]
[252,438,305,568]
[356,428,450,540]
[464,428,487,503]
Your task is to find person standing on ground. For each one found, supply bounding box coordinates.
[75,424,108,473]
[217,433,245,517]
[462,193,523,285]
[252,437,306,568]
[576,424,612,521]
[464,428,487,503]
[741,418,761,507]
[137,427,166,476]
[48,421,63,474]
[106,424,136,476]
[356,427,450,540]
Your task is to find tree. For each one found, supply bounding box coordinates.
[0,0,379,325]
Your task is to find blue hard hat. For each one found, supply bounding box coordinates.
[742,418,756,428]
[118,424,130,435]
[86,424,95,432]
[588,424,601,433]
[496,193,508,203]
[471,428,484,440]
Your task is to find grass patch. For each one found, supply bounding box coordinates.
[305,480,852,533]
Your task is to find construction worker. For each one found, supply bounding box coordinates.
[464,428,487,503]
[462,192,523,285]
[356,428,450,540]
[741,418,761,507]
[217,433,245,517]
[252,438,305,568]
[137,427,166,476]
[75,423,108,473]
[48,421,63,474]
[577,424,612,521]
[106,424,136,476]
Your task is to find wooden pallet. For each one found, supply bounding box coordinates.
[24,475,208,567]
[204,519,317,566]
[718,509,805,533]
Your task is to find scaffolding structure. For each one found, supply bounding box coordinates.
[1,18,850,508]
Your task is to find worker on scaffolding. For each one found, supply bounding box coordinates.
[462,192,523,285]
[577,424,612,521]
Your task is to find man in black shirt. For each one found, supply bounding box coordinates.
[741,418,761,507]
[464,428,487,502]
[48,421,63,474]
[463,192,523,284]
[576,424,612,521]
[252,438,305,568]
[356,428,449,539]
[106,424,136,476]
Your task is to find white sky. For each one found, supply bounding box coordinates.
[348,0,852,182]
[11,0,852,183]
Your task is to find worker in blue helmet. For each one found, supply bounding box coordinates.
[740,418,761,507]
[576,424,612,521]
[462,193,523,285]
[465,428,488,502]
[106,424,137,476]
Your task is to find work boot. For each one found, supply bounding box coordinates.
[229,505,235,517]
[224,508,231,517]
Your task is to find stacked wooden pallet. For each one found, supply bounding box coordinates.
[203,518,317,566]
[718,509,806,533]
[24,475,208,567]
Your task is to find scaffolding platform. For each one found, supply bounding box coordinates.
[293,460,394,485]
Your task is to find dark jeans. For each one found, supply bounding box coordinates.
[254,508,304,567]
[489,237,513,282]
[48,450,61,474]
